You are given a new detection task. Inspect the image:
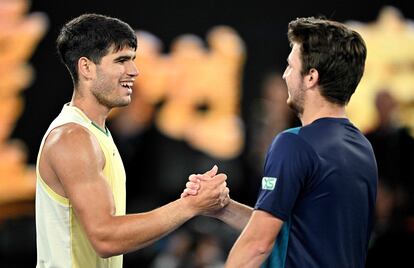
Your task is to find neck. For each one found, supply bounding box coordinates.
[300,95,347,126]
[70,90,110,129]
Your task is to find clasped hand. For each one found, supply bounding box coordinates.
[181,165,230,214]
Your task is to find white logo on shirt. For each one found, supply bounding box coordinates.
[262,177,277,190]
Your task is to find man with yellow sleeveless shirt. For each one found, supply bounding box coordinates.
[35,14,230,268]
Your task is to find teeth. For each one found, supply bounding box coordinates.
[121,82,133,88]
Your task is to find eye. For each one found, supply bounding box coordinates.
[115,56,131,63]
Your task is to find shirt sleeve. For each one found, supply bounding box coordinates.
[254,131,316,222]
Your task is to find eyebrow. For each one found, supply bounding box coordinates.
[114,55,136,62]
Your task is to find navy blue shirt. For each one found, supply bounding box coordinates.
[255,118,377,268]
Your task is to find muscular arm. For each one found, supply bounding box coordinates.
[41,124,226,258]
[225,210,283,268]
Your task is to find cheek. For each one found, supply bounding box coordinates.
[286,75,295,87]
[102,65,122,79]
[106,72,122,88]
[292,72,302,84]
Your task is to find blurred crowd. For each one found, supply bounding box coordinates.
[364,90,414,267]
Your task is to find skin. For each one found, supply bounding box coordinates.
[38,45,230,258]
[184,42,349,267]
[284,43,306,116]
[284,43,347,126]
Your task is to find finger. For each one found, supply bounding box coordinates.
[198,174,213,181]
[223,187,230,197]
[216,180,227,192]
[220,188,230,207]
[189,174,200,183]
[219,186,229,199]
[198,173,226,190]
[204,165,218,177]
[212,173,227,184]
[182,188,198,196]
[220,187,230,199]
[186,189,198,195]
[222,195,230,207]
[186,181,199,190]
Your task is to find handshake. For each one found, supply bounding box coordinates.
[180,165,230,215]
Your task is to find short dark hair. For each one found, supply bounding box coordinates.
[287,17,366,105]
[56,14,137,86]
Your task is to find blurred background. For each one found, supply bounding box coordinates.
[1,0,414,267]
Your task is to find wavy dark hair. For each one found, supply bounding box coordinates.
[288,17,366,105]
[57,14,137,86]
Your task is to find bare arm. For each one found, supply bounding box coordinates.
[41,124,228,258]
[210,199,253,231]
[181,171,282,267]
[225,210,283,268]
[182,174,252,230]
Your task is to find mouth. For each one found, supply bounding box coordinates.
[120,81,134,94]
[120,81,133,88]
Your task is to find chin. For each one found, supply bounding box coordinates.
[118,100,131,107]
[288,102,303,117]
[121,96,132,105]
[109,98,131,108]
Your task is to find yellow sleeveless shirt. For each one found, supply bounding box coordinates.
[35,104,126,268]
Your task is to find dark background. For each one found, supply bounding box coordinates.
[4,0,414,267]
[13,0,414,164]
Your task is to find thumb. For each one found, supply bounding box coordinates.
[204,165,218,178]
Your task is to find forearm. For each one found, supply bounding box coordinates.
[225,210,281,267]
[214,199,253,231]
[225,238,272,268]
[90,198,195,257]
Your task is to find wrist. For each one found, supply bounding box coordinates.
[205,199,230,220]
[178,195,198,219]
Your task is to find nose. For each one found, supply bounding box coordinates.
[128,61,139,77]
[282,68,287,80]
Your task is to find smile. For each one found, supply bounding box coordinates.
[120,81,133,88]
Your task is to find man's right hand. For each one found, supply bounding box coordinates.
[181,165,217,198]
[182,165,230,214]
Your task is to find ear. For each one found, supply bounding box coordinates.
[304,68,319,89]
[77,57,96,81]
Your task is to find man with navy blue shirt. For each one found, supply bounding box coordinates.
[183,17,377,267]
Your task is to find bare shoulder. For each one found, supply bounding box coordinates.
[47,123,94,147]
[43,123,105,171]
[39,123,105,197]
